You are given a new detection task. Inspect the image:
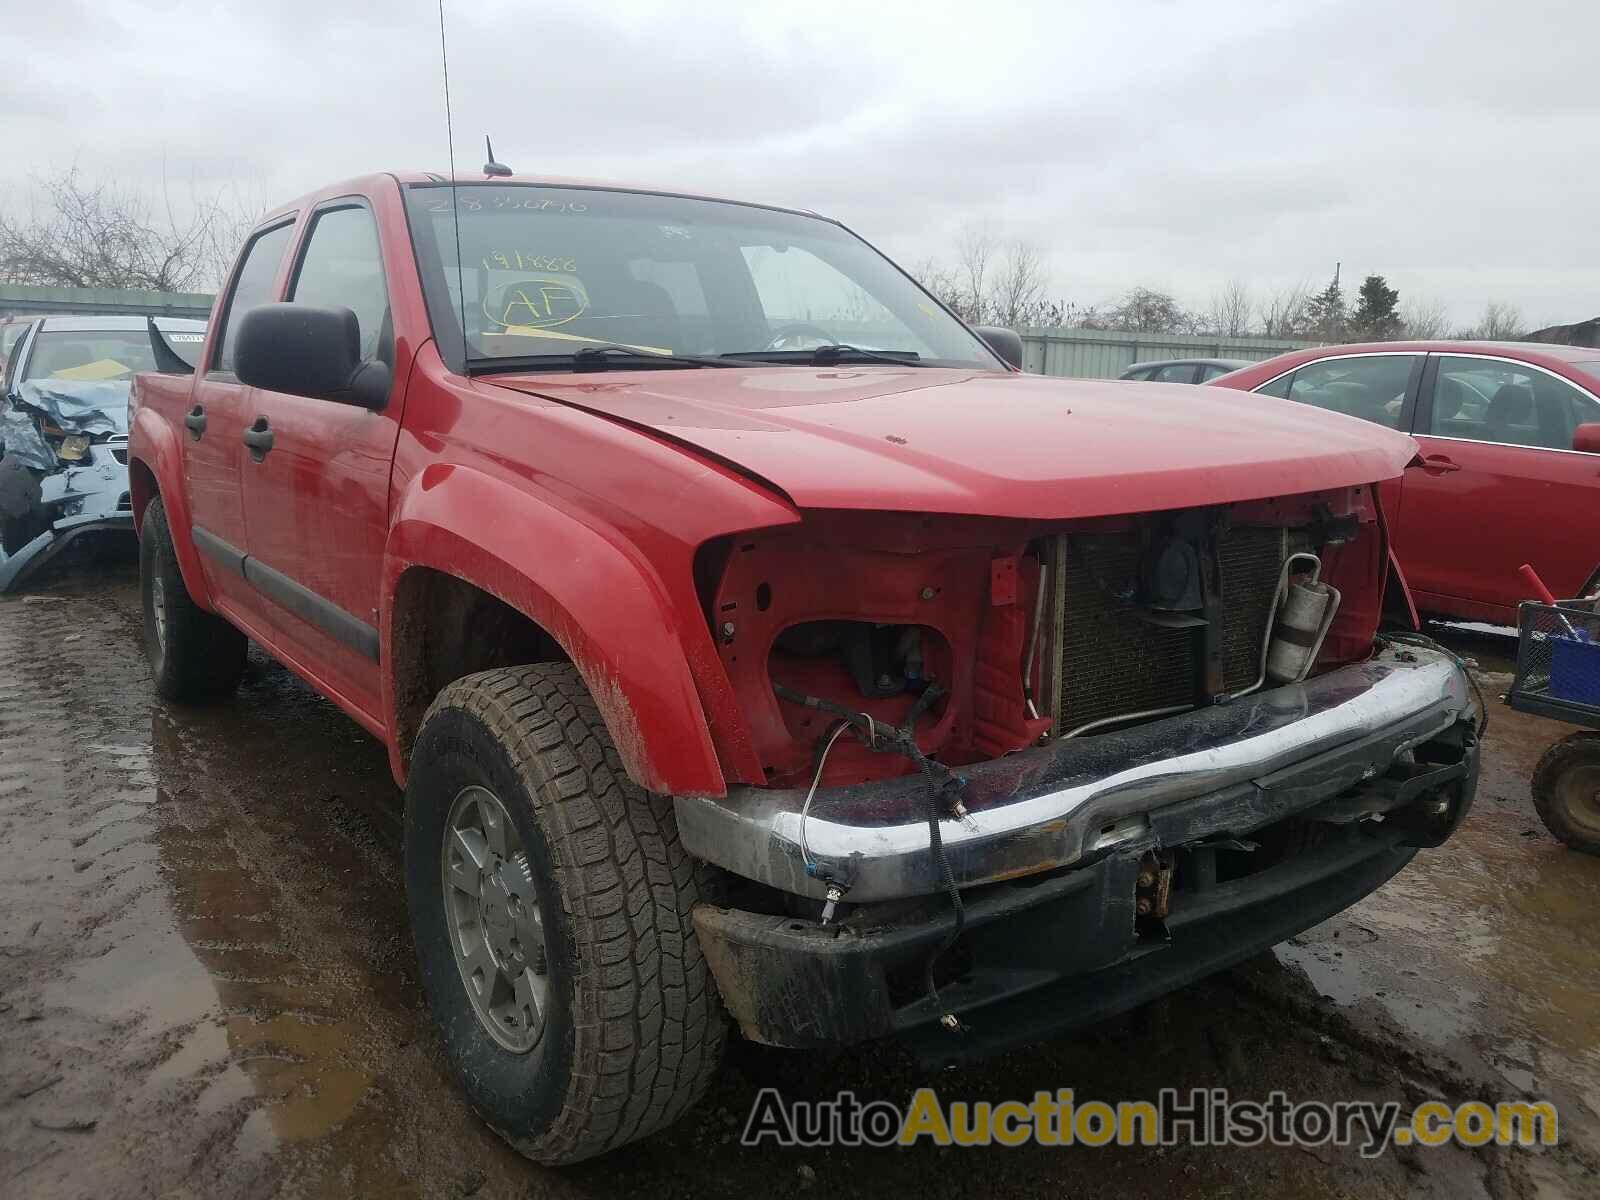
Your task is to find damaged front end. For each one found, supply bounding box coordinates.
[0,379,134,591]
[677,484,1480,1062]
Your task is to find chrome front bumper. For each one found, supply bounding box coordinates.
[676,643,1475,902]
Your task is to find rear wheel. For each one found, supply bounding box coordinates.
[1531,732,1600,856]
[405,664,725,1164]
[139,496,247,702]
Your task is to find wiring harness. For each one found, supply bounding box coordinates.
[773,681,970,1032]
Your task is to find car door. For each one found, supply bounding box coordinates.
[237,199,403,721]
[184,220,296,628]
[1392,353,1600,619]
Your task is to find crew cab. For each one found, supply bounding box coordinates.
[129,171,1480,1164]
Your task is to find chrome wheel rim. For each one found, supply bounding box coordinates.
[441,785,549,1053]
[149,571,168,651]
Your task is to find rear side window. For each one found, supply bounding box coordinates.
[1254,371,1295,398]
[1275,355,1416,429]
[1151,363,1197,383]
[290,205,391,363]
[214,223,294,375]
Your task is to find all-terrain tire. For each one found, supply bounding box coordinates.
[405,664,726,1164]
[1531,732,1600,855]
[139,497,247,702]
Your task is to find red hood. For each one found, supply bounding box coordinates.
[488,367,1417,519]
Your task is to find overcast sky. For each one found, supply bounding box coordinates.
[4,0,1596,326]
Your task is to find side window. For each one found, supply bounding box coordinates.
[1197,364,1229,382]
[290,206,391,363]
[1427,356,1597,450]
[1151,363,1196,383]
[1,323,31,392]
[1254,371,1295,399]
[214,223,294,375]
[1279,355,1416,428]
[1,321,28,362]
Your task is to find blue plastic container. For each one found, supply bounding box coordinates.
[1550,635,1600,707]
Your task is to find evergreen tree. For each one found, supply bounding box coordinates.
[1350,274,1402,340]
[1305,270,1346,342]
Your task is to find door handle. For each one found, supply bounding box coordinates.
[184,405,207,440]
[1419,454,1461,474]
[242,416,274,462]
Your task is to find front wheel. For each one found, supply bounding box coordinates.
[1531,732,1600,855]
[139,497,246,702]
[405,664,726,1164]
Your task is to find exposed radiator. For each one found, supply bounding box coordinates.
[1042,524,1297,735]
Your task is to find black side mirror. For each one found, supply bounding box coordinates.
[235,303,390,408]
[973,325,1024,371]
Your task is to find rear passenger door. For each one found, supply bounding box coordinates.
[237,199,402,721]
[1392,354,1600,617]
[185,220,295,631]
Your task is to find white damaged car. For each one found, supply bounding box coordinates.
[0,314,206,590]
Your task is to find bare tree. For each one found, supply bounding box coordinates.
[0,166,261,293]
[908,256,966,317]
[954,223,998,323]
[1399,297,1451,339]
[1204,279,1255,337]
[989,241,1048,328]
[1257,282,1311,339]
[1107,286,1194,335]
[1461,300,1524,341]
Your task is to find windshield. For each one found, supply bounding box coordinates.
[19,329,203,383]
[402,183,1000,369]
[1578,361,1600,392]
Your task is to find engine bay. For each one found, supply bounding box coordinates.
[704,485,1387,789]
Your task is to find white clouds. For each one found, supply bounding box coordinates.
[3,0,1596,323]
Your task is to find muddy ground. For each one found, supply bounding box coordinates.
[1,562,1597,1199]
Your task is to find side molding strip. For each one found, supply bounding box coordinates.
[191,525,380,662]
[191,526,245,577]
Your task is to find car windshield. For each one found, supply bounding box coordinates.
[21,330,161,383]
[402,183,999,370]
[1577,361,1600,391]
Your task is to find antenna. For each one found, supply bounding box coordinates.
[483,137,512,177]
[437,0,468,369]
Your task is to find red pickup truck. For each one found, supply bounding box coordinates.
[130,171,1480,1163]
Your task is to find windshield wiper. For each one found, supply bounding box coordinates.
[468,344,764,374]
[722,344,932,367]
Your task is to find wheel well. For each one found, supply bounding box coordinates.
[128,458,158,532]
[390,568,569,765]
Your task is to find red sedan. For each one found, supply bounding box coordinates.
[1213,341,1600,624]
